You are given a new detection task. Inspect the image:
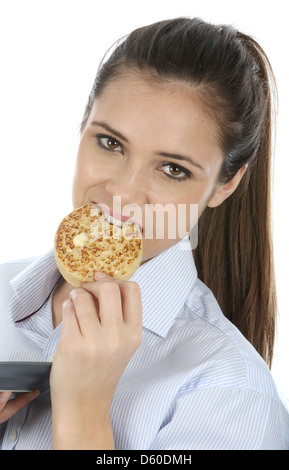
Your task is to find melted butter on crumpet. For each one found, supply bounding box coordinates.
[54,203,143,287]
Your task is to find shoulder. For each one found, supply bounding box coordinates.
[0,256,38,302]
[0,256,37,282]
[182,278,279,400]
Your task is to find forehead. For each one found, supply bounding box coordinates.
[93,73,215,126]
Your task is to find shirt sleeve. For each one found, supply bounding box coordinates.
[148,386,288,450]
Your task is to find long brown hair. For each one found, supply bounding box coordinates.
[81,18,278,367]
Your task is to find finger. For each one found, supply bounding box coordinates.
[84,275,142,331]
[93,274,142,327]
[112,281,143,353]
[0,392,12,411]
[83,276,123,328]
[0,390,39,424]
[69,288,100,336]
[93,272,115,282]
[117,281,142,328]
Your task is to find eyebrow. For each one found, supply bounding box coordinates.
[156,152,204,171]
[91,120,205,171]
[91,121,128,142]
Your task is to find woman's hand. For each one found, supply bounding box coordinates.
[50,272,142,450]
[0,390,40,424]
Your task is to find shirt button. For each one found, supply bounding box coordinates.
[48,354,54,362]
[8,430,18,444]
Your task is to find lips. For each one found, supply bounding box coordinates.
[92,202,143,233]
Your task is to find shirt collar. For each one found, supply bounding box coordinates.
[131,235,197,337]
[8,249,61,324]
[9,236,197,337]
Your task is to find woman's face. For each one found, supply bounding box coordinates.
[72,74,225,262]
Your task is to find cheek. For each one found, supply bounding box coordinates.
[72,145,98,206]
[74,139,104,186]
[171,202,198,238]
[172,182,216,235]
[76,142,95,178]
[144,197,197,241]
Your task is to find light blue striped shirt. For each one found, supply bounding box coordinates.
[0,236,288,450]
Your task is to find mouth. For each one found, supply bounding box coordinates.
[91,202,143,233]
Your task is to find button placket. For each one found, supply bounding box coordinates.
[42,322,62,363]
[8,429,18,444]
[3,405,27,449]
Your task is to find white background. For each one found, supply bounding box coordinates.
[0,0,288,404]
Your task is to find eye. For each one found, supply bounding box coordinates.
[161,163,192,182]
[96,135,123,152]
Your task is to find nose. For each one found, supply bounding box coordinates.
[104,165,148,207]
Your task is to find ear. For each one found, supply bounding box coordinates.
[207,165,248,208]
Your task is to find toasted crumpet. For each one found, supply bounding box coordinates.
[54,203,143,287]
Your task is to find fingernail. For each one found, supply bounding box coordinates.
[94,272,108,279]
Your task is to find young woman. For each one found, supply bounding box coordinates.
[0,17,288,450]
